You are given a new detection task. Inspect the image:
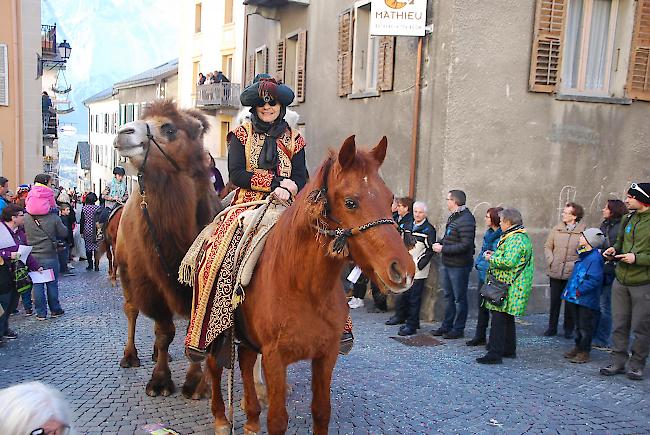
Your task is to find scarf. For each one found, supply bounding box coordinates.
[249,106,288,170]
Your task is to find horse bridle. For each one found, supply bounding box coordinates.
[308,158,395,256]
[136,123,183,284]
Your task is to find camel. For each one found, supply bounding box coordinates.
[97,206,122,286]
[207,136,415,434]
[113,101,219,398]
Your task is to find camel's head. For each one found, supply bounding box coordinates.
[113,100,209,172]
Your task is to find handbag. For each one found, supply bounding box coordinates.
[14,259,33,294]
[480,250,531,307]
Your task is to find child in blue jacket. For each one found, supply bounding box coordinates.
[562,228,605,363]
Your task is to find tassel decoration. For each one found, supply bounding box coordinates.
[232,284,246,308]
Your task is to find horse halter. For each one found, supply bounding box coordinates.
[307,158,396,256]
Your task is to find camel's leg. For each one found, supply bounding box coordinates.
[119,298,141,368]
[311,351,338,435]
[206,356,231,434]
[239,347,262,434]
[262,352,289,435]
[145,319,175,397]
[182,361,210,400]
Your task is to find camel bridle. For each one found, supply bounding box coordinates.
[136,122,183,285]
[307,158,396,256]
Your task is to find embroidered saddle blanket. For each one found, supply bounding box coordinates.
[180,198,286,354]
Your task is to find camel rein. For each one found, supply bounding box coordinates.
[136,124,183,284]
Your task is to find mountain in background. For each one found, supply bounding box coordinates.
[41,0,181,187]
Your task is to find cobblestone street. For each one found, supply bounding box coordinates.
[1,262,649,434]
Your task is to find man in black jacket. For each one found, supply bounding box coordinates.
[431,190,476,339]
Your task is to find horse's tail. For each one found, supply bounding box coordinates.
[96,239,108,261]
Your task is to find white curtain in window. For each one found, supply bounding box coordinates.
[563,0,585,89]
[585,0,612,90]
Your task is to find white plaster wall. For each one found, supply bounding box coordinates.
[88,98,119,194]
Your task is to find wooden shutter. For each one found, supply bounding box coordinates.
[337,9,353,97]
[296,30,307,103]
[0,44,8,106]
[377,36,395,91]
[276,39,286,82]
[529,0,566,93]
[627,0,650,101]
[246,54,255,85]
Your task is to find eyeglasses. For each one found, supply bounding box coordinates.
[630,183,649,198]
[256,99,278,107]
[31,425,70,435]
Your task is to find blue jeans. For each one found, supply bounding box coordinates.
[21,290,33,311]
[33,257,62,317]
[440,264,472,333]
[58,246,70,273]
[593,282,612,346]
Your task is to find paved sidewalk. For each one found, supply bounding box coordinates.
[1,263,648,434]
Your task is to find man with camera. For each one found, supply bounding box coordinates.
[600,182,650,381]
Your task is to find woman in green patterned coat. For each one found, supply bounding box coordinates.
[477,208,534,364]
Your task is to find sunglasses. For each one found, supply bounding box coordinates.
[256,99,278,107]
[630,183,649,198]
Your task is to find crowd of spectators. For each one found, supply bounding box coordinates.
[197,70,230,85]
[346,183,650,380]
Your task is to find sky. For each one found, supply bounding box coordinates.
[42,0,182,134]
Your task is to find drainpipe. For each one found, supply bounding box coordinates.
[408,35,423,198]
[241,10,249,86]
[11,0,22,186]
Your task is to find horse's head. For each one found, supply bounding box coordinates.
[309,135,414,294]
[113,100,209,174]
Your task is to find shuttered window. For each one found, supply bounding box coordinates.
[275,40,285,82]
[296,30,307,102]
[246,54,255,85]
[529,0,566,93]
[377,36,395,91]
[627,0,650,101]
[0,44,8,106]
[255,46,269,75]
[337,9,353,97]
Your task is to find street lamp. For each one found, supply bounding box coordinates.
[58,40,71,60]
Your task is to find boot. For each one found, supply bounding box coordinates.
[569,351,590,364]
[86,250,93,270]
[563,347,579,359]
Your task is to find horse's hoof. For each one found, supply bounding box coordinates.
[214,423,232,435]
[145,376,175,397]
[181,380,210,400]
[120,354,141,368]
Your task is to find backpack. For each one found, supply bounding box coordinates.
[14,260,33,294]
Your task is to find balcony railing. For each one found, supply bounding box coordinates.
[41,24,57,56]
[43,112,58,138]
[195,83,241,108]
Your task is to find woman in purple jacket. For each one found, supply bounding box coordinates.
[0,204,41,342]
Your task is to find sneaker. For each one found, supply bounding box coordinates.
[4,329,18,340]
[626,368,644,381]
[348,298,364,309]
[24,309,34,317]
[68,264,75,269]
[443,331,464,339]
[564,347,579,359]
[397,325,417,336]
[385,316,405,326]
[600,364,626,376]
[339,332,354,355]
[51,310,65,317]
[476,353,502,364]
[430,327,449,337]
[36,315,47,321]
[569,352,590,364]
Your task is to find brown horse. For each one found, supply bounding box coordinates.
[97,206,122,286]
[113,101,219,399]
[207,135,415,434]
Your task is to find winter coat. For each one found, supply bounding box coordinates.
[613,209,650,286]
[396,212,414,232]
[544,221,587,280]
[23,213,68,261]
[474,227,503,282]
[600,217,622,279]
[410,218,436,280]
[440,207,476,267]
[25,184,56,216]
[561,248,603,311]
[484,226,534,316]
[0,222,40,271]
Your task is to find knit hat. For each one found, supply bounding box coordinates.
[240,74,295,107]
[582,228,605,249]
[627,182,650,205]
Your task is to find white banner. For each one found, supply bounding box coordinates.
[370,0,428,37]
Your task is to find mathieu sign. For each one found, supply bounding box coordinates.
[370,0,427,37]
